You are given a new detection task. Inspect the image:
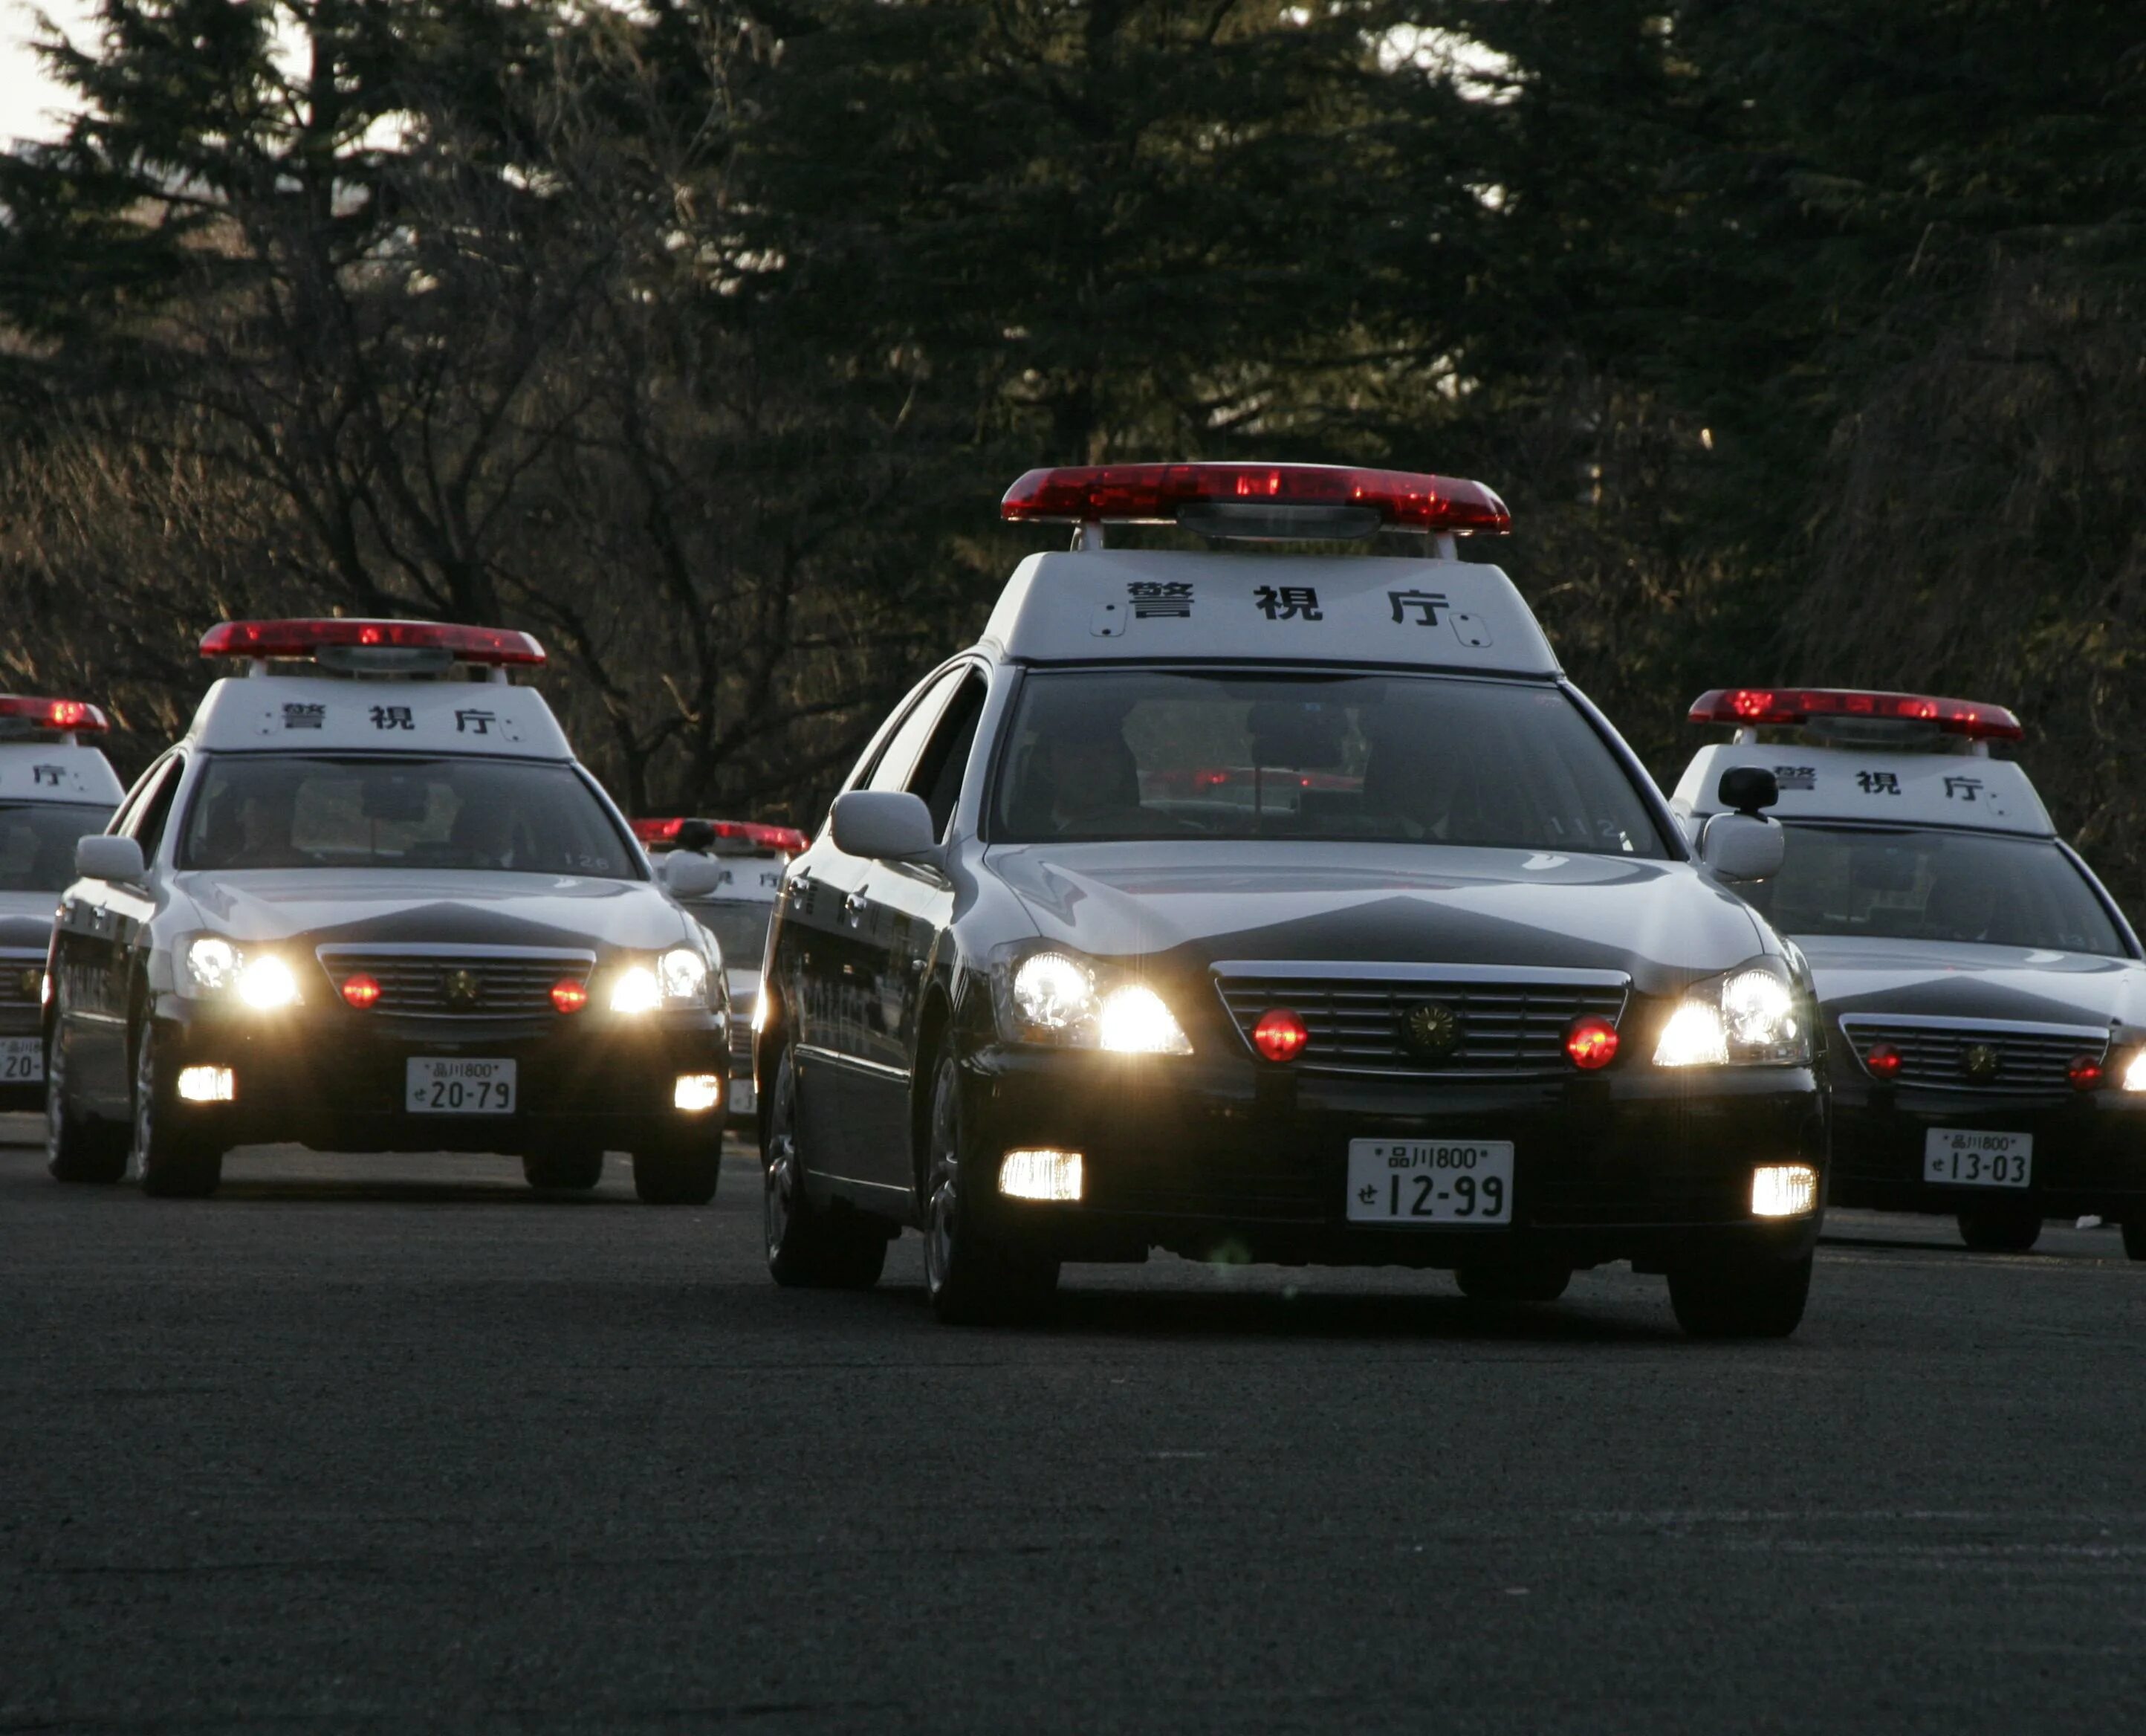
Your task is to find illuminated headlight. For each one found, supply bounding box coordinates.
[993,948,1193,1055]
[177,1065,235,1104]
[610,965,663,1014]
[1000,1149,1083,1202]
[1653,962,1809,1068]
[184,936,240,993]
[2123,1050,2146,1093]
[658,947,710,1005]
[1751,1163,1820,1218]
[236,955,300,1011]
[673,1072,723,1112]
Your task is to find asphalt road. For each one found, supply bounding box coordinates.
[6,1130,2146,1735]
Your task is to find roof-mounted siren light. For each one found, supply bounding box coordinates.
[1688,687,2023,758]
[0,695,111,743]
[999,462,1511,557]
[198,619,547,684]
[633,817,811,857]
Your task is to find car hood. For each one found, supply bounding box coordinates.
[170,869,696,953]
[1795,934,2146,1032]
[0,890,61,952]
[984,842,1769,997]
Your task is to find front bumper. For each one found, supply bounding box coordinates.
[150,993,727,1155]
[1829,1078,2146,1217]
[960,1046,1826,1272]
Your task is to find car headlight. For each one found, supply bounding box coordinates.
[993,947,1193,1055]
[184,936,240,993]
[1653,960,1809,1068]
[181,936,300,1008]
[611,948,713,1014]
[236,954,301,1011]
[611,965,664,1014]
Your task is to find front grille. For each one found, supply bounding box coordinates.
[0,950,44,1005]
[1837,1015,2109,1093]
[728,1014,753,1073]
[314,946,594,1018]
[1212,962,1629,1076]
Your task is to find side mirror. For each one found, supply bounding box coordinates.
[830,790,937,862]
[658,851,724,900]
[1699,813,1785,882]
[1717,766,1780,814]
[77,835,146,887]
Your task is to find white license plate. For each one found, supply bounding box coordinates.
[1347,1139,1514,1225]
[1924,1128,2032,1188]
[0,1035,42,1084]
[730,1079,756,1115]
[406,1058,516,1115]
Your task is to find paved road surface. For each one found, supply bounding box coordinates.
[5,1133,2145,1733]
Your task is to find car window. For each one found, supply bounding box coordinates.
[124,756,185,860]
[0,802,116,892]
[1740,823,2127,956]
[691,898,775,971]
[178,755,639,878]
[909,670,988,840]
[864,668,967,797]
[990,670,1667,856]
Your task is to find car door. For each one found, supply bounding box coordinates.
[792,667,968,1196]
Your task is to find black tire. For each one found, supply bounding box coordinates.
[2122,1220,2146,1263]
[921,1051,1057,1325]
[1456,1263,1572,1304]
[45,1019,126,1185]
[522,1149,605,1191]
[132,1022,222,1199]
[762,1046,887,1289]
[1667,1253,1812,1339]
[631,1132,719,1205]
[1957,1201,2043,1254]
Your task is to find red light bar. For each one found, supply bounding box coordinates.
[1001,463,1511,536]
[632,817,811,855]
[198,619,547,667]
[0,695,109,733]
[1688,687,2023,742]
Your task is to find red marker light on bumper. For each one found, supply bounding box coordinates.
[1564,1016,1619,1070]
[1252,1008,1309,1063]
[340,973,380,1010]
[1864,1043,1903,1081]
[551,979,589,1014]
[2068,1053,2104,1092]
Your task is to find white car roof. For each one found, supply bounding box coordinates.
[0,742,126,805]
[1673,742,2054,838]
[181,675,575,760]
[979,548,1560,678]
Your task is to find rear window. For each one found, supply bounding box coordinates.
[990,670,1667,856]
[0,802,115,892]
[179,755,638,879]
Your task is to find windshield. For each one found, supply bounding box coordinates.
[0,801,115,892]
[1740,823,2127,955]
[179,756,638,878]
[990,670,1667,855]
[691,898,774,971]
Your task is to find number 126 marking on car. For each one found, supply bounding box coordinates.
[1346,1139,1514,1225]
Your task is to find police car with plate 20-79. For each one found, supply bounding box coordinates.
[43,619,730,1201]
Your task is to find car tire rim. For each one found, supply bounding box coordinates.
[132,1033,155,1176]
[763,1057,798,1258]
[924,1066,959,1295]
[44,1029,65,1162]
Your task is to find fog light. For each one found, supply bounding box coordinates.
[177,1066,234,1104]
[673,1072,722,1112]
[999,1148,1083,1202]
[1751,1162,1818,1218]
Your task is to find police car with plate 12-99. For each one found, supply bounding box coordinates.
[1674,687,2146,1256]
[43,619,730,1202]
[0,696,125,1107]
[753,461,1828,1337]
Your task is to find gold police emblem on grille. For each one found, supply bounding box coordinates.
[14,968,37,1000]
[1401,1001,1460,1060]
[1962,1042,2002,1082]
[442,968,482,1010]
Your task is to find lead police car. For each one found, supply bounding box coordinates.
[756,462,1828,1334]
[0,696,124,1107]
[44,620,729,1201]
[1675,687,2146,1255]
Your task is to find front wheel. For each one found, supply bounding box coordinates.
[631,1131,719,1205]
[45,1018,127,1185]
[1957,1201,2042,1254]
[921,1052,1057,1325]
[1667,1253,1812,1339]
[522,1149,605,1191]
[132,1021,222,1199]
[762,1046,886,1289]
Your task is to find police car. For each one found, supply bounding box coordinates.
[43,619,730,1202]
[0,697,125,1108]
[755,462,1827,1334]
[1675,687,2146,1255]
[633,817,808,1126]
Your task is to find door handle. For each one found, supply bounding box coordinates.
[842,891,868,926]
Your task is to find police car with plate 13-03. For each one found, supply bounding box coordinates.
[755,461,1828,1337]
[1673,687,2146,1255]
[633,816,809,1128]
[44,620,730,1201]
[0,697,124,1108]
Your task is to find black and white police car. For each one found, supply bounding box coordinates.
[634,816,808,1127]
[1676,687,2146,1254]
[0,696,124,1109]
[44,619,730,1202]
[755,462,1828,1334]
